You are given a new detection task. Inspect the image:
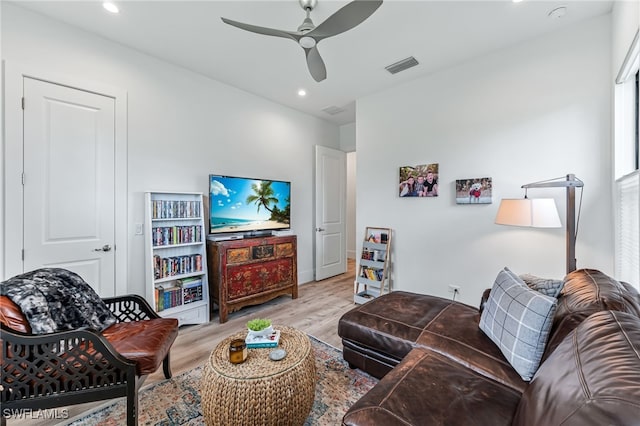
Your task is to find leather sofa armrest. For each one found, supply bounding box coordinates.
[479,288,491,314]
[103,294,160,322]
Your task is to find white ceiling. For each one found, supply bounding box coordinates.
[13,0,613,125]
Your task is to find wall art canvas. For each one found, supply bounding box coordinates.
[456,177,493,204]
[399,163,439,197]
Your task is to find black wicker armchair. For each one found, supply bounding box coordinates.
[1,294,179,426]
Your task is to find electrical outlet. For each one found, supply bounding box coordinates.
[448,285,460,293]
[135,223,144,235]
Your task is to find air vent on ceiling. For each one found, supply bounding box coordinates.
[385,56,419,75]
[322,105,346,115]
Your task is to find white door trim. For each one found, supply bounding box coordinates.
[2,61,128,295]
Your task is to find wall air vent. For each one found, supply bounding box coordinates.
[385,56,419,75]
[322,105,346,115]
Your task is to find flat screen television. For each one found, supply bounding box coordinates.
[209,175,291,235]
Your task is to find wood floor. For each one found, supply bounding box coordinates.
[10,260,357,425]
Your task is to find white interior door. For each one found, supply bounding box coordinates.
[315,145,346,280]
[23,77,116,296]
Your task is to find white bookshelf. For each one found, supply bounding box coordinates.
[144,191,209,325]
[354,227,391,304]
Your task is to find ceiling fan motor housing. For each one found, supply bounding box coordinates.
[299,0,318,11]
[298,17,316,33]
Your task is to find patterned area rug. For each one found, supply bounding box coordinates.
[69,336,377,425]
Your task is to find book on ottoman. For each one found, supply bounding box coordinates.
[245,329,280,348]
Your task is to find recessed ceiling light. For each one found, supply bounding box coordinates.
[298,89,307,97]
[512,0,524,3]
[103,2,119,14]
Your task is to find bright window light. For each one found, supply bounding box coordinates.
[103,2,119,14]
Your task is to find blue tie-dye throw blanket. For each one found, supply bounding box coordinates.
[0,268,116,334]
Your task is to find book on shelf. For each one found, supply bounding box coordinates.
[366,231,388,244]
[360,266,384,281]
[152,200,201,219]
[361,249,385,262]
[180,277,203,304]
[151,225,202,247]
[155,286,164,311]
[245,329,280,348]
[153,254,202,279]
[155,283,183,311]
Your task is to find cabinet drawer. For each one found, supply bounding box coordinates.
[226,248,250,264]
[276,242,294,258]
[226,258,293,300]
[164,304,207,326]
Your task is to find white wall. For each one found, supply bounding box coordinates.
[612,1,639,75]
[1,3,340,293]
[356,16,612,305]
[340,122,356,152]
[340,123,357,259]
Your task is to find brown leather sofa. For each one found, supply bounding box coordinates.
[338,269,640,425]
[1,293,178,426]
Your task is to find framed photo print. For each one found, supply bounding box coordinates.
[456,177,492,204]
[399,163,439,197]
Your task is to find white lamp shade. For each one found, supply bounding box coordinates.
[495,198,562,228]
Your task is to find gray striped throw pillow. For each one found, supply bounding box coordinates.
[479,267,557,381]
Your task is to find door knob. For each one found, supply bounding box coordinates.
[94,244,112,252]
[315,227,325,232]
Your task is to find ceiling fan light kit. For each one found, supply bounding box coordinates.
[221,0,383,82]
[299,36,316,49]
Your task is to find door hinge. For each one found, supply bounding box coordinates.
[21,173,25,185]
[21,97,25,110]
[21,249,25,261]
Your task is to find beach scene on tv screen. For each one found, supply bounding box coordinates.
[210,176,290,234]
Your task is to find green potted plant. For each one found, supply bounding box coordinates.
[246,318,273,338]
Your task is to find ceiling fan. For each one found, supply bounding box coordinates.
[221,0,383,82]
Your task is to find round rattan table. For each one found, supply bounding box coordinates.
[201,325,316,426]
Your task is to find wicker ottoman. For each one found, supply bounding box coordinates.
[201,325,316,426]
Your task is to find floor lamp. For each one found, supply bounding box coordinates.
[495,174,584,274]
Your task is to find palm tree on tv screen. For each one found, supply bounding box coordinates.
[246,181,290,224]
[246,181,278,214]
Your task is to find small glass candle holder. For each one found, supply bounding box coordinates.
[229,339,247,364]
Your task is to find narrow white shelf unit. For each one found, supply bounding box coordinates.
[354,227,391,304]
[144,191,209,326]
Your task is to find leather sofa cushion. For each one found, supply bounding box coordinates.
[0,295,31,333]
[342,347,522,426]
[102,318,178,376]
[339,291,527,393]
[556,269,640,319]
[338,291,454,361]
[513,310,640,425]
[416,301,526,393]
[544,269,640,361]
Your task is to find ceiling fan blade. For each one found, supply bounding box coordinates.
[305,46,327,82]
[221,17,300,42]
[308,0,383,41]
